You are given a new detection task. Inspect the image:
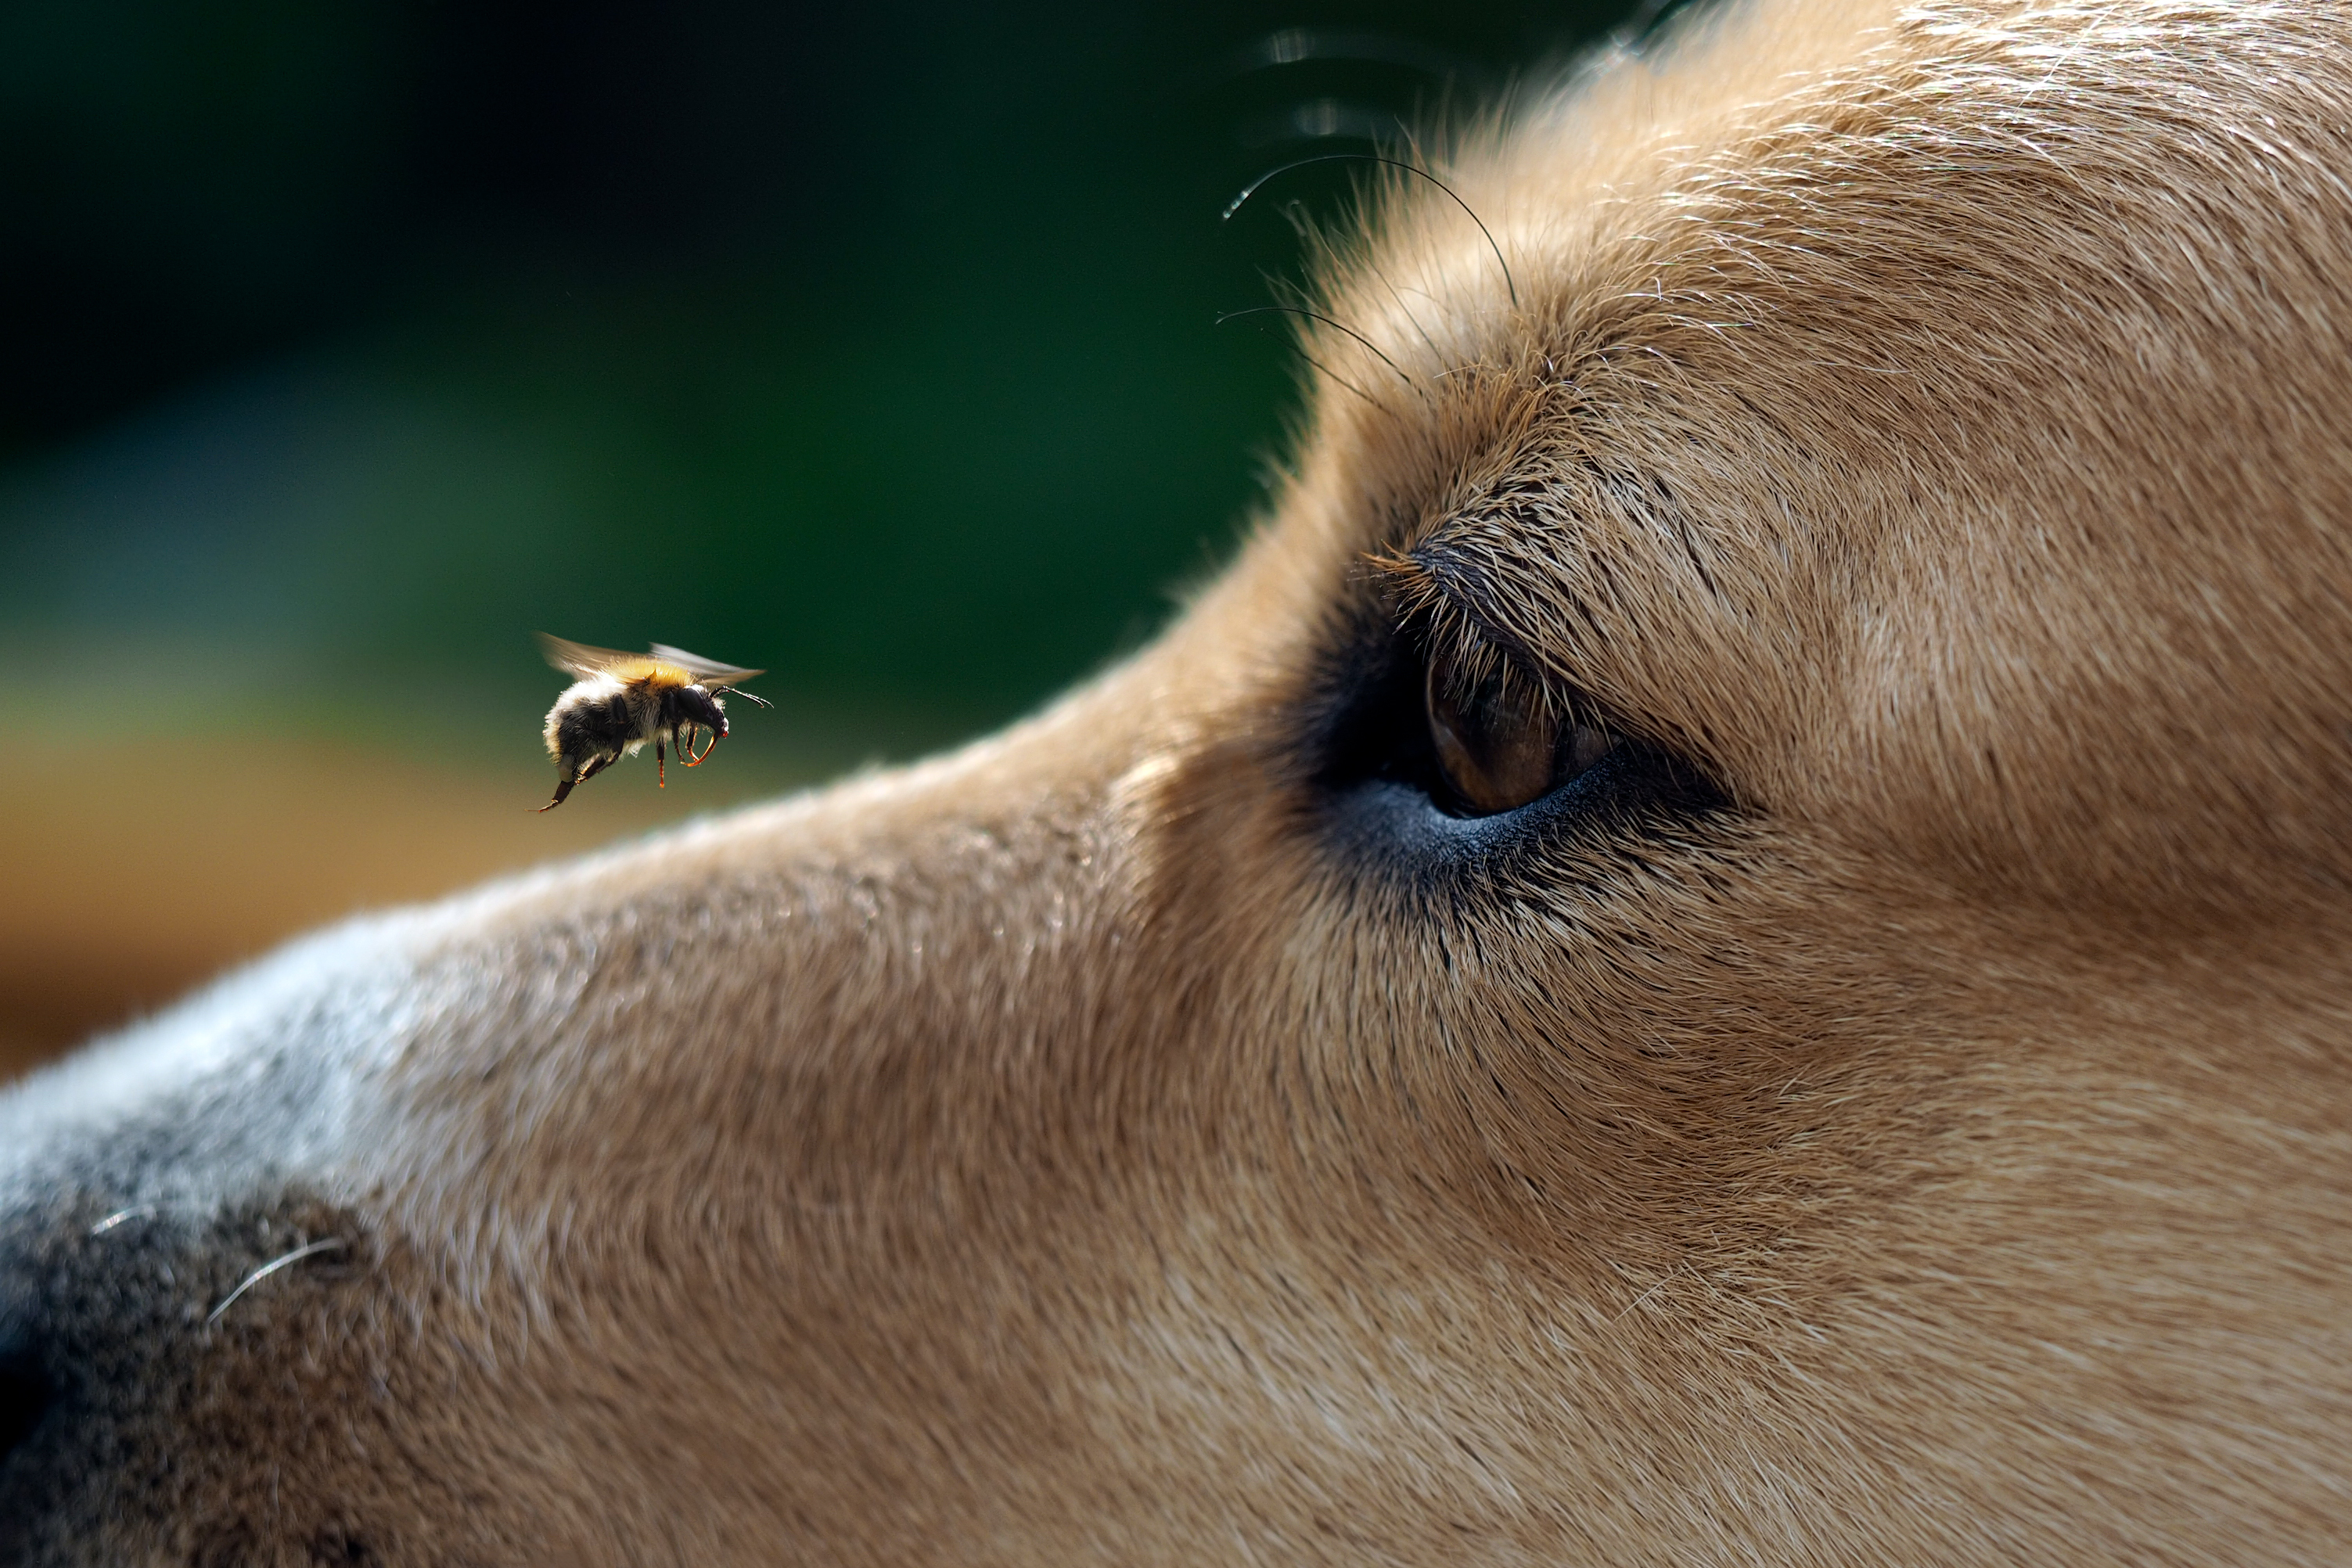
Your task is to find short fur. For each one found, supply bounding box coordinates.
[7,1,2352,1561]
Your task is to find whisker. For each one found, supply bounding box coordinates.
[1291,348,1392,411]
[88,1203,156,1237]
[1225,318,1390,409]
[1223,153,1518,308]
[207,1238,347,1326]
[1217,305,1416,387]
[1365,259,1444,362]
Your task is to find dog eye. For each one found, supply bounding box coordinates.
[1424,649,1617,815]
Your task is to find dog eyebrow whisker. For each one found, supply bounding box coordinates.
[1222,152,1519,308]
[1228,317,1400,412]
[87,1203,157,1237]
[206,1238,347,1327]
[1216,306,1419,388]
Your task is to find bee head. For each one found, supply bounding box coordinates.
[675,684,729,739]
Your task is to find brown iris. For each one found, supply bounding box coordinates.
[1424,651,1615,815]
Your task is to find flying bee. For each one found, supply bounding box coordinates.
[535,633,771,811]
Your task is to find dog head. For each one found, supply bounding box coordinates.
[6,2,2352,1561]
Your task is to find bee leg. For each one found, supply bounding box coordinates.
[538,752,609,813]
[657,738,667,788]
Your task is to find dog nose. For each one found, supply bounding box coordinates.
[0,1203,80,1555]
[0,1347,49,1474]
[0,1193,345,1556]
[0,1196,144,1545]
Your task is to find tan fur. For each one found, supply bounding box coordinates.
[8,1,2352,1561]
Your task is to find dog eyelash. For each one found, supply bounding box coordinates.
[1367,547,1539,696]
[1419,625,1617,816]
[1359,550,1621,817]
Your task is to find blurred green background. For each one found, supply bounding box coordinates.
[0,0,1656,1066]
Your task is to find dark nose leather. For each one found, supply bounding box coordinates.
[0,1197,358,1564]
[0,1198,162,1560]
[0,1351,49,1478]
[0,1203,84,1563]
[0,1209,52,1467]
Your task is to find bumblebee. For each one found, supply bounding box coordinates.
[535,633,771,811]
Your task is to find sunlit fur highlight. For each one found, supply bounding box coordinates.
[5,1,2352,1562]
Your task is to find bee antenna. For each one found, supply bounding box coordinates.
[733,689,773,709]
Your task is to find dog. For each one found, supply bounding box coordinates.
[7,0,2352,1560]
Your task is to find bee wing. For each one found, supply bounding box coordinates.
[648,642,766,689]
[537,632,676,684]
